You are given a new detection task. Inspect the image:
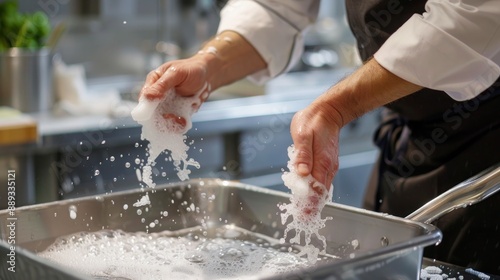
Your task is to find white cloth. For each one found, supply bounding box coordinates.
[53,58,135,117]
[217,0,500,101]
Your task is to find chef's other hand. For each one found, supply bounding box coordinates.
[290,101,341,190]
[140,57,210,109]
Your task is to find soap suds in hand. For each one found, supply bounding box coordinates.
[131,88,202,187]
[279,145,333,263]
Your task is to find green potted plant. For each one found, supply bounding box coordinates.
[0,0,51,51]
[0,0,54,113]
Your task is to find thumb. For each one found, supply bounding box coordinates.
[291,132,314,178]
[294,146,313,178]
[290,111,314,177]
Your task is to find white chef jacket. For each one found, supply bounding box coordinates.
[217,0,500,101]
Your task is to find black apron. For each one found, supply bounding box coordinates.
[345,1,500,274]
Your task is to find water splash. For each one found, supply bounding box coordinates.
[279,145,333,263]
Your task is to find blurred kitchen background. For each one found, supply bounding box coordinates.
[0,0,380,210]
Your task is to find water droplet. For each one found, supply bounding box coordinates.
[135,158,141,165]
[351,239,360,250]
[101,140,106,144]
[110,156,115,162]
[380,236,389,246]
[175,191,183,200]
[125,162,131,168]
[94,170,100,176]
[185,253,204,263]
[123,204,128,210]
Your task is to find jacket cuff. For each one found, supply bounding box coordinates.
[374,14,500,101]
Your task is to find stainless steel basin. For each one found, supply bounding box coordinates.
[0,179,441,279]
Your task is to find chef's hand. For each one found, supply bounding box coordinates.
[139,30,267,112]
[290,101,342,191]
[140,56,211,111]
[290,58,423,195]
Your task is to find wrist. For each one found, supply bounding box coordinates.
[318,59,422,128]
[193,30,267,91]
[310,99,345,131]
[193,50,223,91]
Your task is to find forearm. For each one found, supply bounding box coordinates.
[289,58,422,186]
[195,30,267,91]
[315,58,423,128]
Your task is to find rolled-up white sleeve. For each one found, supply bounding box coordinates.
[374,0,500,101]
[217,0,320,84]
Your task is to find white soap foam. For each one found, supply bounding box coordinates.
[39,229,312,280]
[420,264,487,280]
[465,268,490,280]
[279,145,333,263]
[131,88,203,187]
[133,193,151,207]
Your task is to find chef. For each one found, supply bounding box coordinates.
[140,0,500,274]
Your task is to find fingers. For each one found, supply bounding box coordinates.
[311,146,338,190]
[313,143,338,189]
[302,181,327,217]
[143,64,167,89]
[163,113,187,128]
[139,60,210,105]
[290,108,340,188]
[162,113,189,134]
[140,64,181,101]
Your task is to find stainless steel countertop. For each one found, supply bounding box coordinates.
[5,68,365,153]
